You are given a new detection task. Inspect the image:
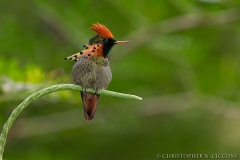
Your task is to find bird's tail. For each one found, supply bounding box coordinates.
[80,91,100,121]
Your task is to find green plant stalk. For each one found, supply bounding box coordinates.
[0,84,142,159]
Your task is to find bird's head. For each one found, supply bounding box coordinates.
[89,23,129,58]
[64,23,128,61]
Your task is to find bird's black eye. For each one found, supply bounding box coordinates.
[102,38,108,43]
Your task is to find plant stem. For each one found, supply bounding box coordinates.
[0,84,142,159]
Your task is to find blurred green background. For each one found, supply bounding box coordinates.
[1,0,240,159]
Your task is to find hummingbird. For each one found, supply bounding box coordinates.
[64,23,129,121]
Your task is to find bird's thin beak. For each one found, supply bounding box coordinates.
[114,40,129,44]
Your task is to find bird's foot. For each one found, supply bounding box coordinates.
[81,86,87,92]
[94,88,98,94]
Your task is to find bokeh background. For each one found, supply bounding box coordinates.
[1,0,240,159]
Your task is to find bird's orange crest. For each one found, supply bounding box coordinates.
[90,23,114,39]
